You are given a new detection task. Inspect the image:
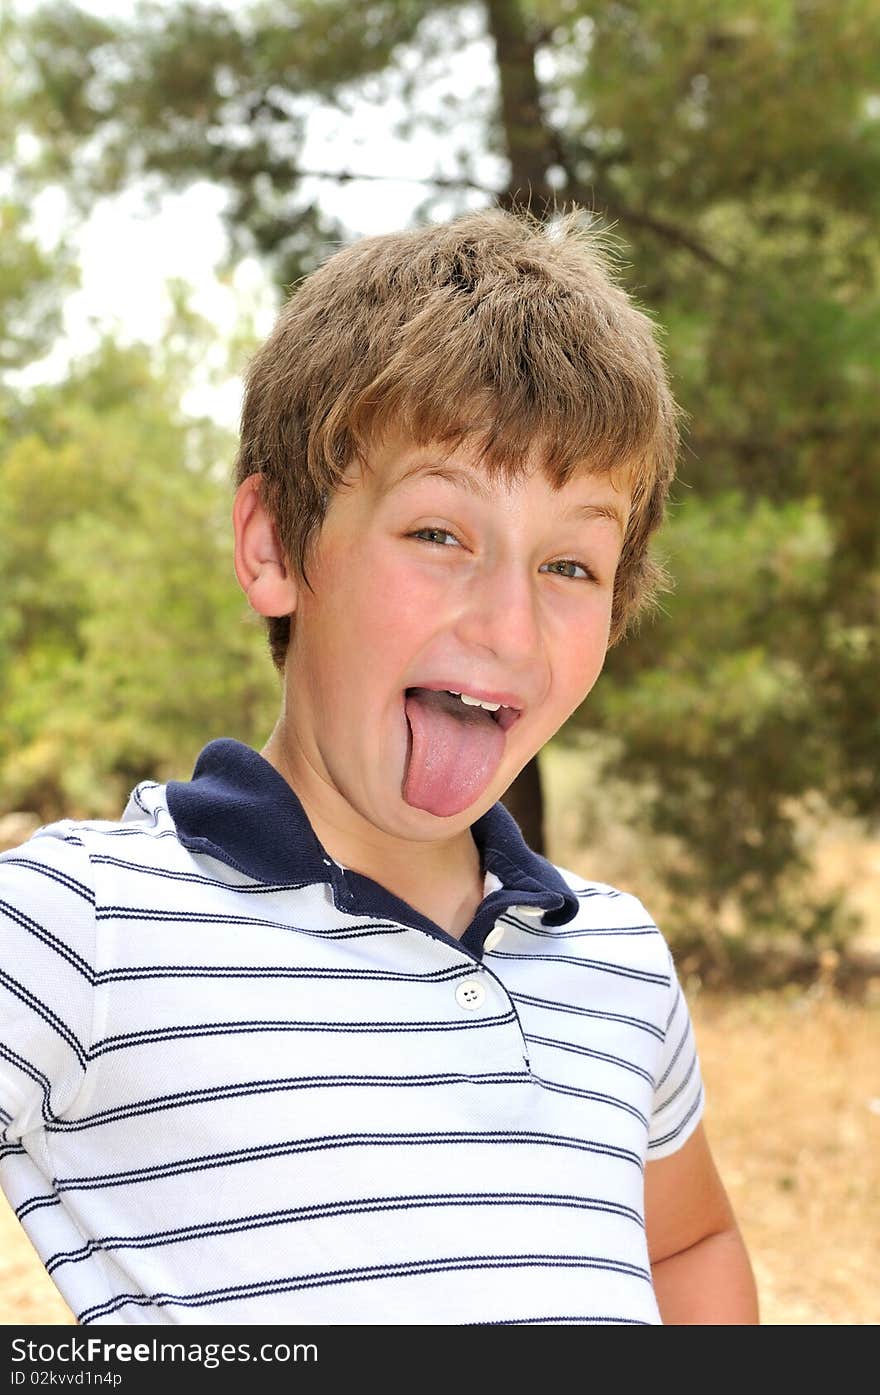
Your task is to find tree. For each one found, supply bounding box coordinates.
[0,307,279,819]
[6,0,879,961]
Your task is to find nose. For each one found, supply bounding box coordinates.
[454,557,543,669]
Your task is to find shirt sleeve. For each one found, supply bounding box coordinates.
[647,948,705,1160]
[0,825,97,1142]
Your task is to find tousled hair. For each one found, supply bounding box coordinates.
[234,207,680,670]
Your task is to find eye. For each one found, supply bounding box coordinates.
[410,527,460,547]
[540,559,598,582]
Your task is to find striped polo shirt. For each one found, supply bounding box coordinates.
[0,738,703,1326]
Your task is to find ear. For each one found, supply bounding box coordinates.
[232,474,299,617]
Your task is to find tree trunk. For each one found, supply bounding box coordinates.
[501,756,546,854]
[484,0,557,212]
[483,0,555,852]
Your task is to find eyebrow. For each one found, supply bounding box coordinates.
[386,461,627,534]
[565,501,628,533]
[385,461,494,502]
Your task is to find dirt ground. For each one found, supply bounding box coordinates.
[1,984,876,1326]
[691,985,879,1325]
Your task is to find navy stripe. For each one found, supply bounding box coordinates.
[654,1053,698,1115]
[16,1195,62,1220]
[0,857,94,905]
[491,950,667,986]
[509,991,664,1042]
[500,915,659,939]
[93,963,465,985]
[0,972,87,1067]
[509,926,661,941]
[47,1070,531,1133]
[94,906,409,941]
[473,1315,650,1325]
[90,854,314,894]
[54,1129,642,1192]
[530,1075,648,1127]
[48,1190,643,1271]
[664,980,682,1033]
[648,1090,703,1151]
[574,887,622,900]
[77,1252,652,1323]
[96,905,386,929]
[656,1019,690,1090]
[0,1041,56,1124]
[89,1010,516,1057]
[0,897,93,981]
[523,1033,654,1085]
[100,827,180,838]
[130,786,157,816]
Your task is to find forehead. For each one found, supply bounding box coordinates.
[358,431,632,533]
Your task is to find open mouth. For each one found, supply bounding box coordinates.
[400,686,522,818]
[403,687,522,732]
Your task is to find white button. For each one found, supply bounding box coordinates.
[518,905,545,918]
[483,925,505,952]
[455,978,486,1010]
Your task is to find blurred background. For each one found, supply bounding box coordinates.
[1,0,878,1325]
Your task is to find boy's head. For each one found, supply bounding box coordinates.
[234,207,679,670]
[232,208,679,835]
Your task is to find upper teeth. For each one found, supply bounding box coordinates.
[447,690,502,712]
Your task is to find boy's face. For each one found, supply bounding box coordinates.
[270,431,630,844]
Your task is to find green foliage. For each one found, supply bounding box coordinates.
[4,0,879,965]
[575,0,880,213]
[540,0,880,948]
[0,332,279,819]
[589,495,837,933]
[8,0,446,286]
[0,202,74,372]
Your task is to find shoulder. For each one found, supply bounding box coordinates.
[1,817,96,906]
[545,860,672,966]
[0,777,184,899]
[552,862,654,914]
[492,859,680,1047]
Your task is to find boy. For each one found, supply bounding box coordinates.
[0,209,758,1325]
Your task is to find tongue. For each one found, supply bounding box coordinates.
[403,688,506,818]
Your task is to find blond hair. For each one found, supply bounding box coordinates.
[234,207,679,670]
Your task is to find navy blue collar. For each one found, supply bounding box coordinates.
[165,738,578,960]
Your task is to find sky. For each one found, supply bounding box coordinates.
[18,0,503,425]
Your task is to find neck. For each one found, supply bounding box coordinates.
[260,728,485,939]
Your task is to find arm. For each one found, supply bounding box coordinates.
[0,831,96,1135]
[645,1120,759,1324]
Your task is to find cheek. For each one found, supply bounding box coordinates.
[556,610,613,707]
[310,539,440,657]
